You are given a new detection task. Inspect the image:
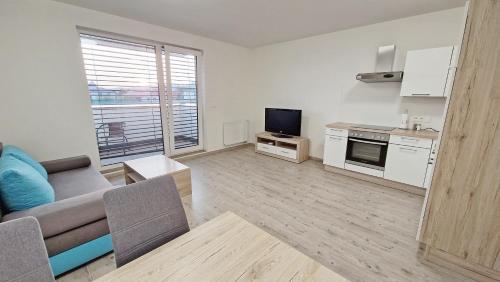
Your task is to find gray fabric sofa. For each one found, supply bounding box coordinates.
[0,142,112,257]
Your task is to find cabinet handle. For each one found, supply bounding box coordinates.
[400,147,418,152]
[401,137,419,142]
[329,129,345,133]
[350,138,387,146]
[411,93,431,96]
[329,137,342,141]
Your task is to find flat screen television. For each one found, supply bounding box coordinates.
[265,108,302,138]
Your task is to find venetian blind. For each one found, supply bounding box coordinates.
[80,34,164,165]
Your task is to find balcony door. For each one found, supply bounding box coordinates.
[80,33,203,165]
[162,47,203,155]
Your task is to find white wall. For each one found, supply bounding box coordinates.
[0,0,253,167]
[0,1,465,164]
[250,8,465,158]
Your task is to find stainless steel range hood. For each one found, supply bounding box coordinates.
[356,45,403,83]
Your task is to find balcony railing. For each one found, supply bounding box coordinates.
[93,102,198,165]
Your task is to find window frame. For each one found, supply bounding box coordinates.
[163,46,205,155]
[77,27,205,161]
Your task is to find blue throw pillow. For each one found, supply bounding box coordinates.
[2,145,48,179]
[0,156,55,212]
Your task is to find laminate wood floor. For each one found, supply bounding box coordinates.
[57,146,473,282]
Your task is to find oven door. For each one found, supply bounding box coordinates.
[346,137,388,170]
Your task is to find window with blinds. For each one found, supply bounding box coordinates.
[80,34,164,165]
[168,52,200,150]
[79,33,202,165]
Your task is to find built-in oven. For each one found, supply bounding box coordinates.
[346,130,389,171]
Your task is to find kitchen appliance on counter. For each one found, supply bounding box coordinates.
[345,130,390,175]
[400,110,409,129]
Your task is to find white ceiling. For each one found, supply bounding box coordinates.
[55,0,466,47]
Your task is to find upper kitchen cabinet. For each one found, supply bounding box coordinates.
[400,46,457,97]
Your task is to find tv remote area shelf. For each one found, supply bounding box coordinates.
[255,132,309,163]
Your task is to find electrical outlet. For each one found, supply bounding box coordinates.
[423,116,432,122]
[422,117,433,128]
[411,116,424,123]
[411,116,432,128]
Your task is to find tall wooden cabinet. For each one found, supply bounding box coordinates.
[420,1,500,281]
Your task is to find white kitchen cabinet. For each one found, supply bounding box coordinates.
[423,141,438,189]
[384,144,431,187]
[323,134,347,168]
[325,128,348,137]
[400,46,456,97]
[389,135,433,149]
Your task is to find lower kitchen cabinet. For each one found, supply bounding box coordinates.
[384,144,431,187]
[323,134,347,168]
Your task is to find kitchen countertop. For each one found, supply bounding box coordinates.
[326,122,439,140]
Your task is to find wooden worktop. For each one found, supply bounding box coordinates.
[326,122,439,140]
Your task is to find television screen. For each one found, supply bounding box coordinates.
[265,108,302,137]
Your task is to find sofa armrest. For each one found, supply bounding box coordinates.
[2,189,111,238]
[40,155,91,174]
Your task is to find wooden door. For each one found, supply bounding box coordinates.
[421,0,500,279]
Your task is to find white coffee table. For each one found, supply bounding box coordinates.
[123,155,192,197]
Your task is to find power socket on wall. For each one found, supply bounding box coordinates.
[411,116,432,129]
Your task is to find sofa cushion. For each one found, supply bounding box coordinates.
[2,165,112,239]
[2,145,48,179]
[0,156,55,212]
[2,188,113,238]
[48,166,112,201]
[44,218,109,256]
[41,156,91,174]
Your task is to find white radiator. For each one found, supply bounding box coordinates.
[223,120,249,146]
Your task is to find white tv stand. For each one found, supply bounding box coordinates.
[255,132,309,163]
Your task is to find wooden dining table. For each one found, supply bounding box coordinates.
[95,212,348,282]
